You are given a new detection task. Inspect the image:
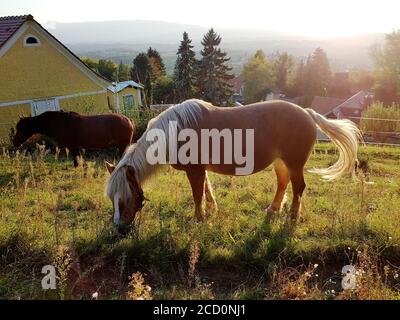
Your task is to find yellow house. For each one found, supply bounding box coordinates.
[0,14,113,140]
[107,81,144,113]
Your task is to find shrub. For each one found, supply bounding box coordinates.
[360,102,400,143]
[122,108,161,141]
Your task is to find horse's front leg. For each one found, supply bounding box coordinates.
[186,168,206,221]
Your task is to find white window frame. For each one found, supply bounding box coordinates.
[24,34,41,47]
[31,98,60,116]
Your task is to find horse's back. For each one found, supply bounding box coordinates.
[197,100,317,174]
[54,111,134,150]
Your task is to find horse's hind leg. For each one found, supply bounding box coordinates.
[204,171,218,213]
[266,159,290,215]
[287,167,306,222]
[186,168,206,221]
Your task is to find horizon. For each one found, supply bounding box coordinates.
[2,0,400,39]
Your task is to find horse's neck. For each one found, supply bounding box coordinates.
[30,115,55,137]
[129,133,162,183]
[30,116,45,135]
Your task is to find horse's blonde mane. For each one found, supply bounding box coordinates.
[105,99,211,201]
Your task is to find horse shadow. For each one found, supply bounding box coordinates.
[230,214,295,265]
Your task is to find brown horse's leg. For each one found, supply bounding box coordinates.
[71,149,79,167]
[288,168,306,222]
[266,159,290,214]
[186,169,206,221]
[204,171,218,213]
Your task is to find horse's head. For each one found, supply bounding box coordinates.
[105,161,146,235]
[13,116,33,148]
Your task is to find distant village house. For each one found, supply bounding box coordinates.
[310,90,373,139]
[107,80,143,112]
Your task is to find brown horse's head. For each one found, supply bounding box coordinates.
[105,162,146,235]
[13,116,34,147]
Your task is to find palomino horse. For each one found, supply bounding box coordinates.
[105,99,361,234]
[14,111,135,166]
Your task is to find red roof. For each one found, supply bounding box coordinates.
[0,15,32,48]
[310,96,345,115]
[228,76,243,93]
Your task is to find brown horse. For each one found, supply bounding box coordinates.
[14,111,135,166]
[105,99,361,234]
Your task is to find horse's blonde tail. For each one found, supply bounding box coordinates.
[305,108,362,180]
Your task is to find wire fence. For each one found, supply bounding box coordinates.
[1,116,400,147]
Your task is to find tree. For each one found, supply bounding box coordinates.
[116,62,132,82]
[174,32,197,102]
[81,57,98,72]
[195,28,234,105]
[350,70,375,92]
[371,30,400,104]
[147,47,166,79]
[153,75,175,104]
[241,49,274,103]
[132,53,152,106]
[272,51,294,93]
[305,48,331,99]
[97,59,117,81]
[287,58,306,97]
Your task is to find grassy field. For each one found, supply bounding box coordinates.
[0,143,400,300]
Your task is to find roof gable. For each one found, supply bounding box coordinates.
[0,14,110,88]
[0,15,32,48]
[334,91,370,110]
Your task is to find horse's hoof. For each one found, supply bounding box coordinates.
[265,205,278,214]
[195,214,205,222]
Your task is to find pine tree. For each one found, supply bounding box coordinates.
[195,28,234,105]
[174,32,197,102]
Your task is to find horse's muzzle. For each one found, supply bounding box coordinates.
[113,222,131,236]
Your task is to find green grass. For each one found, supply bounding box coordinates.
[0,143,400,299]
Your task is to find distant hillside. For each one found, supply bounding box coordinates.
[46,20,385,73]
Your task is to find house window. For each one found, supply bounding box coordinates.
[123,94,135,110]
[24,35,41,47]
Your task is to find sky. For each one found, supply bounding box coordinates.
[2,0,400,39]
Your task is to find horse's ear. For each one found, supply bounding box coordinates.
[105,161,115,174]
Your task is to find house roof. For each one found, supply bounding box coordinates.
[328,90,373,120]
[310,96,346,115]
[332,91,371,112]
[107,80,143,93]
[0,14,110,86]
[228,76,242,93]
[0,15,32,48]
